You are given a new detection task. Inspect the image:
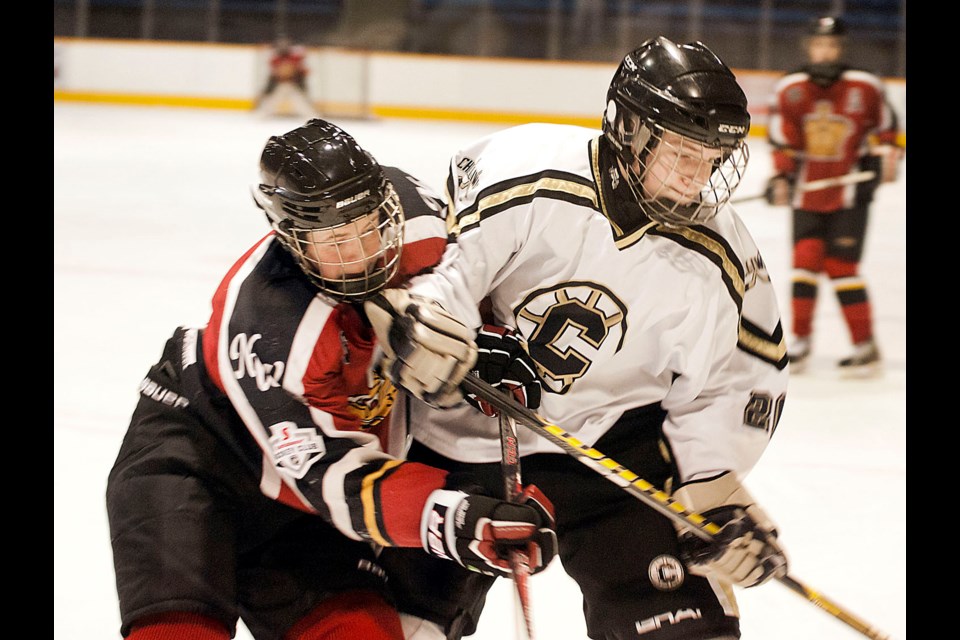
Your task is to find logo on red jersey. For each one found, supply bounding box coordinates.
[347,366,397,429]
[268,421,325,478]
[230,333,285,391]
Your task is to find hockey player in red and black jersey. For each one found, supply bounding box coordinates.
[766,16,904,376]
[368,38,790,640]
[105,120,557,640]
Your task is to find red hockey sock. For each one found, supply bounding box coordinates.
[127,612,230,640]
[791,296,816,338]
[840,301,873,344]
[285,590,404,640]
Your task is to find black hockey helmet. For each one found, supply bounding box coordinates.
[252,119,404,301]
[808,16,847,37]
[602,37,750,226]
[604,36,750,150]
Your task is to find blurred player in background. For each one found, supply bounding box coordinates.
[366,37,790,640]
[105,119,556,640]
[255,36,317,119]
[766,16,904,376]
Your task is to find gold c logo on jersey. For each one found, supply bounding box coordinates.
[515,282,627,394]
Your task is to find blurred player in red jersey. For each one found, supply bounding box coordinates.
[255,36,317,118]
[766,16,903,376]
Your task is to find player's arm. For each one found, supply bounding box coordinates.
[660,244,789,586]
[218,307,554,578]
[765,91,803,204]
[869,91,904,183]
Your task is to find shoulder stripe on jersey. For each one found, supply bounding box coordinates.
[739,317,788,369]
[453,170,598,234]
[650,225,746,314]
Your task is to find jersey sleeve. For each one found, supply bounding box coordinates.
[660,216,788,483]
[766,74,803,176]
[202,235,449,549]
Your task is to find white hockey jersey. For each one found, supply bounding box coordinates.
[400,123,788,483]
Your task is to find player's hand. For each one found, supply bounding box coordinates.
[465,324,542,417]
[673,472,788,588]
[421,482,557,578]
[870,144,904,183]
[365,290,477,409]
[764,174,793,206]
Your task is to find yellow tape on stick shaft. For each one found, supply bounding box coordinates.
[461,373,894,640]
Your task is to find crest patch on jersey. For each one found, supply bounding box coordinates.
[268,421,325,479]
[455,156,481,197]
[803,101,853,160]
[348,367,398,429]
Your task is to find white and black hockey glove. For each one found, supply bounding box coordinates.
[465,324,542,418]
[421,476,557,578]
[673,471,788,588]
[365,289,478,409]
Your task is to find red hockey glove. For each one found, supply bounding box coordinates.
[465,324,542,417]
[421,483,557,578]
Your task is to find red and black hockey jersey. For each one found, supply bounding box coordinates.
[767,65,900,212]
[185,166,451,549]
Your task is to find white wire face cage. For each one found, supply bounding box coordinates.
[615,118,749,227]
[273,184,405,302]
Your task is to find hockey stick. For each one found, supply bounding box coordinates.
[461,374,894,640]
[499,413,536,639]
[731,170,877,204]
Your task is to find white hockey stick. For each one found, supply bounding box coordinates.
[461,373,894,640]
[731,170,876,204]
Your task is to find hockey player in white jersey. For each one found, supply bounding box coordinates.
[368,37,790,639]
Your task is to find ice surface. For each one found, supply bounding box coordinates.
[54,103,906,640]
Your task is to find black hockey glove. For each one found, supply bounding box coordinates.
[764,174,794,206]
[421,474,557,578]
[673,472,788,588]
[464,324,542,418]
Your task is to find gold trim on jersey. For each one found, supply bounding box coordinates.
[739,322,788,365]
[588,136,785,368]
[657,226,746,302]
[454,176,599,233]
[361,459,404,546]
